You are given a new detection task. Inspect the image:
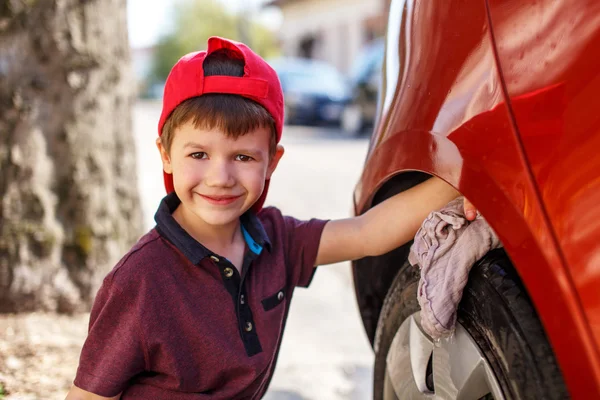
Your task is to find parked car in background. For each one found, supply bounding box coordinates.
[341,38,385,136]
[352,0,600,399]
[269,57,351,126]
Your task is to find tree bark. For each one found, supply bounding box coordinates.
[0,0,142,313]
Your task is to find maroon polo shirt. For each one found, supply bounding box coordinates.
[74,192,328,399]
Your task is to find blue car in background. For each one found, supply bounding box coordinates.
[269,57,351,126]
[340,38,385,136]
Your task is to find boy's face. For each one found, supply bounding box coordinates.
[157,121,284,227]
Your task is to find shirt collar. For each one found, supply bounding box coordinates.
[154,192,272,265]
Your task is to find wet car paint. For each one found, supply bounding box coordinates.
[352,0,600,397]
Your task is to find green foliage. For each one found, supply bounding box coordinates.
[150,0,280,84]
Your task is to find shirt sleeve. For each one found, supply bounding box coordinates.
[74,274,147,397]
[283,215,329,288]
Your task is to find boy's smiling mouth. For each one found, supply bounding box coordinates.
[198,193,243,206]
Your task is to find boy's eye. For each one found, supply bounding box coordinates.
[190,152,207,159]
[235,155,254,162]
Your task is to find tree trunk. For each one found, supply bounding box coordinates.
[0,0,142,313]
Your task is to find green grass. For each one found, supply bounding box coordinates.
[0,382,5,399]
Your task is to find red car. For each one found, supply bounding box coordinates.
[352,0,600,399]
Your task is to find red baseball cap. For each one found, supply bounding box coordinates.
[157,36,284,212]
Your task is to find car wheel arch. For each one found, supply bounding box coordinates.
[352,170,537,347]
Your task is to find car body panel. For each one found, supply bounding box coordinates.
[352,0,600,397]
[486,0,600,355]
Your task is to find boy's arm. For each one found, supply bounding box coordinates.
[315,177,460,266]
[65,385,121,400]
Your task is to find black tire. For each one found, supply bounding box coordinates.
[373,249,569,400]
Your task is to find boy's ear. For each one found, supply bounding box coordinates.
[266,144,285,180]
[156,137,173,174]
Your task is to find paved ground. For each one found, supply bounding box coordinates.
[0,101,375,399]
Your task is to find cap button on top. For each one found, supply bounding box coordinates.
[223,267,234,278]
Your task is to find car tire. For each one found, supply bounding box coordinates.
[373,249,568,400]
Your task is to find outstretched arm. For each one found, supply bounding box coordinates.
[315,177,460,266]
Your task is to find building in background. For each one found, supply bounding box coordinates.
[265,0,389,73]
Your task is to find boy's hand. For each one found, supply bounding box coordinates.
[463,197,477,221]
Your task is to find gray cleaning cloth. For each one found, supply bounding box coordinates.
[408,197,503,340]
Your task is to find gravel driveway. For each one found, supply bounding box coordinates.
[0,101,374,400]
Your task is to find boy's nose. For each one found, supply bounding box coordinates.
[205,160,235,188]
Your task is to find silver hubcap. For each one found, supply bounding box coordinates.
[385,312,505,400]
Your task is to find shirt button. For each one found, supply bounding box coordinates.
[244,322,253,332]
[240,294,245,305]
[223,267,234,278]
[277,291,284,301]
[210,255,220,263]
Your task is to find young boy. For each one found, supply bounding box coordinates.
[66,37,470,400]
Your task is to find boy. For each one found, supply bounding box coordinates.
[66,37,472,400]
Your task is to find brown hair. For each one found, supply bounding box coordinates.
[160,49,278,157]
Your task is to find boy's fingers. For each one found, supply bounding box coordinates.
[463,197,477,221]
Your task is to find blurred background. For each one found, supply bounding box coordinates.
[0,0,388,399]
[131,0,386,135]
